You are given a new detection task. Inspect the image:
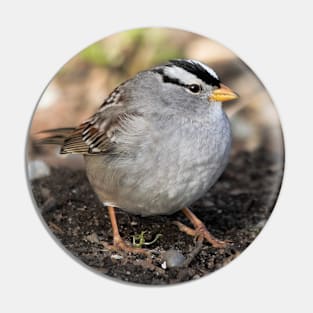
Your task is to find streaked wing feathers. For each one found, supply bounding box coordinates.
[60,112,140,155]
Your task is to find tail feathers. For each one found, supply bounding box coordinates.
[34,127,76,146]
[38,127,76,135]
[34,126,91,155]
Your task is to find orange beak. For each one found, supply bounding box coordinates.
[209,83,239,102]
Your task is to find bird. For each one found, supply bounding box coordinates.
[37,59,238,254]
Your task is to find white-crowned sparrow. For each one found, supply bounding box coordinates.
[39,59,238,253]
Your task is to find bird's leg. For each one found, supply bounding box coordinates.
[174,207,228,248]
[106,206,150,255]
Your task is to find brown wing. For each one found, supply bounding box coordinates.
[59,122,91,154]
[60,111,142,155]
[61,115,114,155]
[38,81,137,155]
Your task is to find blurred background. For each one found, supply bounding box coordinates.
[28,27,284,174]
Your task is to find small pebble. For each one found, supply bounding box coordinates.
[111,254,123,260]
[28,160,50,180]
[163,249,186,268]
[85,232,99,243]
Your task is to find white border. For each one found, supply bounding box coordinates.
[1,1,312,312]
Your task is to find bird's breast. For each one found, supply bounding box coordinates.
[85,110,231,216]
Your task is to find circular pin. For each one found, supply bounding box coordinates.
[26,27,284,285]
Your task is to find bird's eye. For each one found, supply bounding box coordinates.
[187,84,201,93]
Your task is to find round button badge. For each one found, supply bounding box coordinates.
[26,27,284,285]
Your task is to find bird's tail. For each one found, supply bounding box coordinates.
[34,127,76,146]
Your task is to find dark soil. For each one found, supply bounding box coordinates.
[31,148,283,285]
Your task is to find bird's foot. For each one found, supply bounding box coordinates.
[105,206,151,256]
[102,236,151,256]
[173,220,228,248]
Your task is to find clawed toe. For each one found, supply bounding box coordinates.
[102,238,151,256]
[174,208,229,248]
[173,220,228,248]
[195,222,228,248]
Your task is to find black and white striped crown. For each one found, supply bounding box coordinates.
[153,59,220,88]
